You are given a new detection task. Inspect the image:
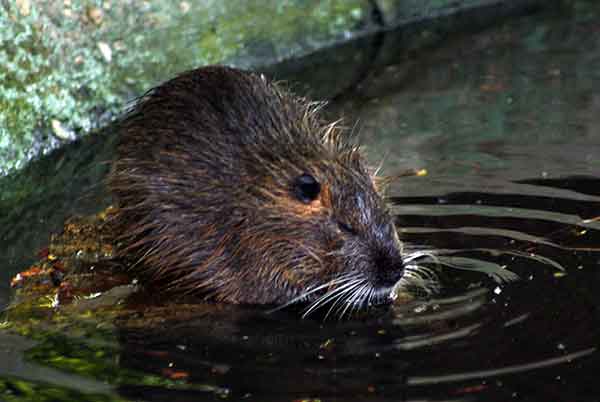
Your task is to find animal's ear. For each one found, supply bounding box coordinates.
[372,168,428,195]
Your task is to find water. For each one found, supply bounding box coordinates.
[2,3,600,401]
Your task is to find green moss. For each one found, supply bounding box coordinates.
[0,0,370,176]
[0,2,119,174]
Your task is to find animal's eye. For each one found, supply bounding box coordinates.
[337,220,357,235]
[293,173,321,203]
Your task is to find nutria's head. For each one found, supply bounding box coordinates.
[110,66,406,314]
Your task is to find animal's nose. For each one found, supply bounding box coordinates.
[372,253,404,287]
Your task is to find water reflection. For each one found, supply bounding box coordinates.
[104,175,600,401]
[2,2,600,401]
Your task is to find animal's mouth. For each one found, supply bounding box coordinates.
[287,275,398,319]
[272,251,441,318]
[271,265,412,318]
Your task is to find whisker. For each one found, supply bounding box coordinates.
[366,285,374,308]
[403,249,439,264]
[317,278,364,318]
[305,277,363,319]
[323,280,364,320]
[394,263,441,295]
[354,284,374,317]
[337,283,364,320]
[267,273,356,313]
[302,277,364,318]
[339,282,370,320]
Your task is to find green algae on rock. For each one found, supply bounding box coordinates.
[0,0,371,176]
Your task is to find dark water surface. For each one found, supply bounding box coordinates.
[2,3,600,402]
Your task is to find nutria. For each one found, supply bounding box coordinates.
[109,66,408,313]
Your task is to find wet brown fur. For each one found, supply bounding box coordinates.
[109,66,404,305]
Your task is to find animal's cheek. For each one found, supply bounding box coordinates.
[317,225,346,253]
